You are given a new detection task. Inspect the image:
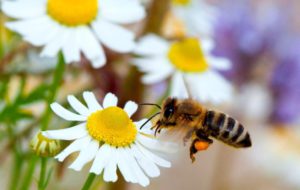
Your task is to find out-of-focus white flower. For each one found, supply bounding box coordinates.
[42,92,171,187]
[138,0,151,6]
[8,50,57,73]
[235,83,272,122]
[253,127,300,188]
[164,0,218,38]
[132,34,232,104]
[2,0,145,68]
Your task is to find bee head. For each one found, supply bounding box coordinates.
[161,98,203,127]
[160,97,177,126]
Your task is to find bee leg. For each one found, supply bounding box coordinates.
[189,135,213,163]
[183,129,195,146]
[154,125,162,136]
[189,139,198,163]
[196,130,213,145]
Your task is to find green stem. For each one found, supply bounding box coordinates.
[38,158,47,190]
[7,123,23,190]
[9,147,22,190]
[21,52,65,190]
[81,173,96,190]
[19,156,38,190]
[0,14,7,60]
[41,52,65,131]
[38,52,65,190]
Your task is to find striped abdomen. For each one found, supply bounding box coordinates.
[203,110,251,148]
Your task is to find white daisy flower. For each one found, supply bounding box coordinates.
[42,92,171,187]
[132,34,233,104]
[2,0,145,68]
[165,0,218,38]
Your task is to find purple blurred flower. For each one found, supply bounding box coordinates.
[212,0,285,84]
[270,54,300,124]
[212,0,300,124]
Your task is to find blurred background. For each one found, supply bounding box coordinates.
[1,0,300,189]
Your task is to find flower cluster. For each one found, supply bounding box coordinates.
[1,0,236,189]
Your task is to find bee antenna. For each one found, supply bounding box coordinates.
[139,103,161,109]
[139,112,161,130]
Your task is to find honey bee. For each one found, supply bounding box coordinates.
[140,97,252,162]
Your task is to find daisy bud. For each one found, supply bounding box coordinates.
[30,131,61,157]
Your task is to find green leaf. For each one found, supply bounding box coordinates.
[0,77,9,99]
[21,84,49,105]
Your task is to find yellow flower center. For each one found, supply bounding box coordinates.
[47,0,98,26]
[86,107,138,147]
[168,38,209,73]
[172,0,191,6]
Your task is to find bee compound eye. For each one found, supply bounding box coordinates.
[164,107,174,118]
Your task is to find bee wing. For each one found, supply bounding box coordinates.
[137,133,178,153]
[157,126,193,147]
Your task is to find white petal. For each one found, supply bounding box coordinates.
[40,26,69,58]
[90,58,106,68]
[131,145,160,178]
[50,102,87,121]
[174,0,217,37]
[133,34,169,56]
[83,91,102,112]
[2,0,46,19]
[124,147,149,187]
[141,70,173,84]
[116,148,136,183]
[201,38,215,52]
[103,147,118,182]
[132,57,173,72]
[135,119,153,134]
[62,30,81,63]
[24,19,62,47]
[136,143,171,168]
[42,123,87,140]
[132,57,174,84]
[8,16,62,47]
[170,72,189,98]
[186,71,233,104]
[101,0,145,24]
[206,56,231,71]
[69,140,99,171]
[103,93,118,108]
[5,15,50,36]
[92,19,135,53]
[55,136,91,162]
[121,148,139,183]
[90,145,112,175]
[124,101,138,117]
[67,95,90,116]
[76,26,106,68]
